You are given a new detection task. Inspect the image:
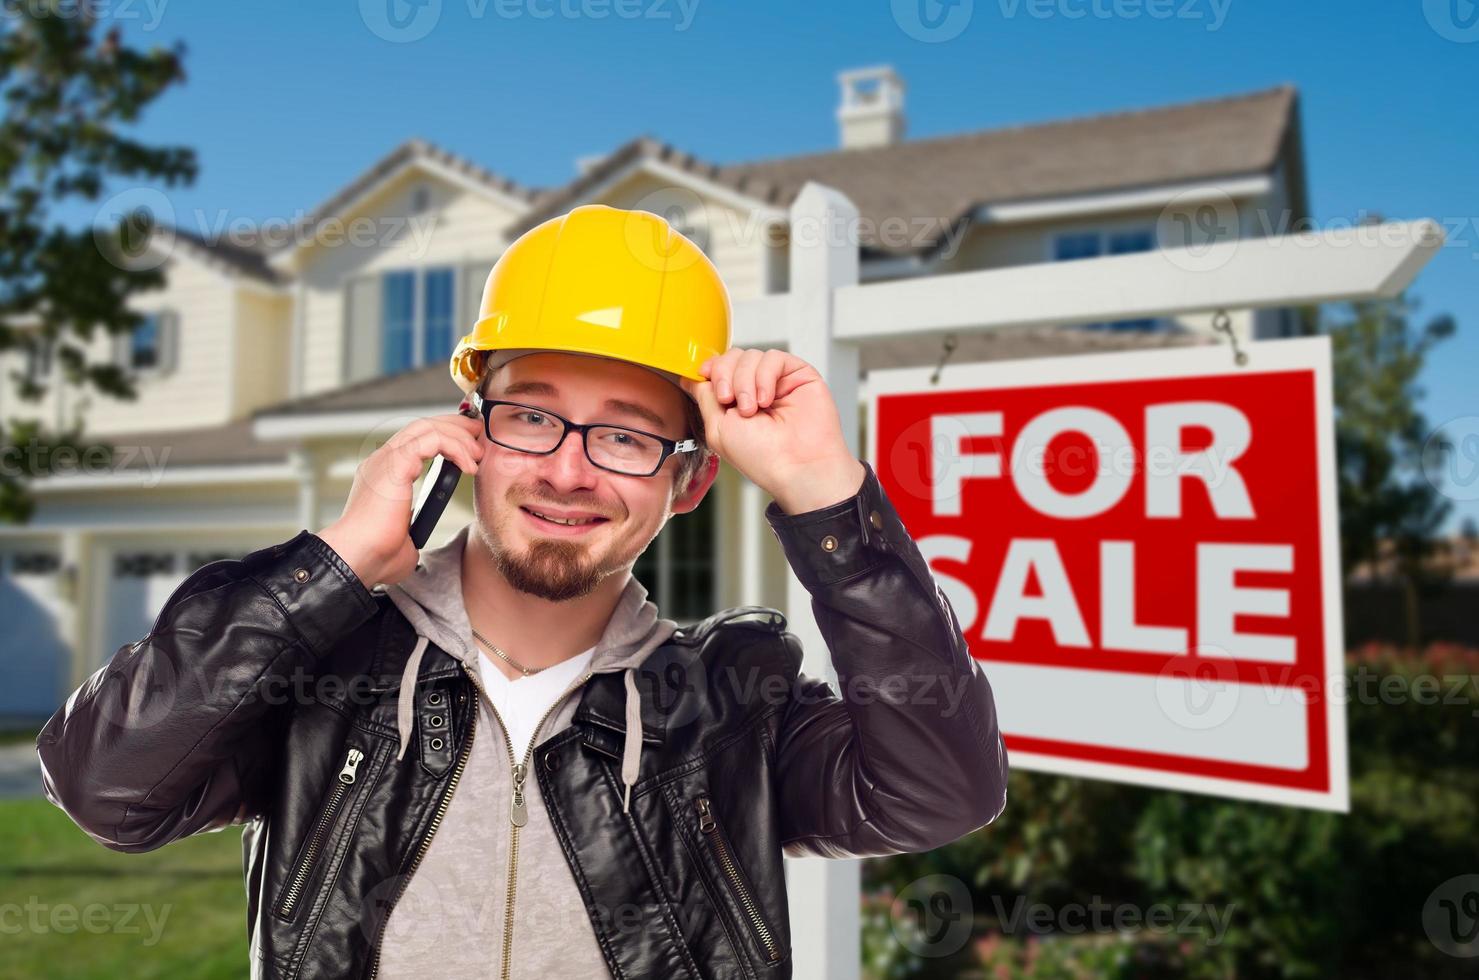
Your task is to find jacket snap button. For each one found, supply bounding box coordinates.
[869,510,883,530]
[544,751,560,772]
[293,568,310,583]
[820,535,838,552]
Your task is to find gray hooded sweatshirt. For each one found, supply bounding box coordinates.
[373,522,678,978]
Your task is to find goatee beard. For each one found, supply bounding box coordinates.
[490,538,606,602]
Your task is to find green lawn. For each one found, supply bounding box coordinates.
[0,798,249,979]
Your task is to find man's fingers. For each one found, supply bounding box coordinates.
[731,349,764,415]
[755,349,788,407]
[684,377,724,444]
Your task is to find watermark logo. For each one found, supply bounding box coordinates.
[1424,874,1479,957]
[1156,188,1240,272]
[891,874,974,958]
[1423,0,1479,42]
[893,0,974,42]
[360,0,443,42]
[1422,416,1479,502]
[93,187,175,272]
[1155,648,1242,731]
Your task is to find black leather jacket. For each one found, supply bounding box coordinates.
[36,460,1008,979]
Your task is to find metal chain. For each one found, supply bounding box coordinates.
[470,626,544,676]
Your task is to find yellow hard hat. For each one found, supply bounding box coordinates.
[450,204,731,397]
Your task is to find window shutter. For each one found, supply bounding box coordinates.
[114,327,131,372]
[343,275,383,384]
[158,311,180,375]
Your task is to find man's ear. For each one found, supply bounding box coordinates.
[671,454,720,515]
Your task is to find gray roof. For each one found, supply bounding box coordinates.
[168,226,286,285]
[83,416,293,470]
[511,86,1304,256]
[253,363,452,419]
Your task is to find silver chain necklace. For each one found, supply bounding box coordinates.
[470,626,543,676]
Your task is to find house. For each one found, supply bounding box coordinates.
[0,69,1309,722]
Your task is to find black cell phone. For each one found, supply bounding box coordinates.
[409,454,462,549]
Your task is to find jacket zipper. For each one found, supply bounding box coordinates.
[367,703,477,980]
[490,667,595,980]
[366,662,594,980]
[275,746,365,920]
[695,794,783,963]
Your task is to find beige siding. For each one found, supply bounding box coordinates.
[298,168,527,396]
[232,290,293,416]
[59,255,242,437]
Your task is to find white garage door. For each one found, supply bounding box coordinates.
[0,546,70,720]
[104,547,248,662]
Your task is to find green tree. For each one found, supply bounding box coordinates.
[1321,295,1454,646]
[0,2,194,522]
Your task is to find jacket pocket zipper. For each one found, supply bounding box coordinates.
[275,746,365,920]
[695,794,783,963]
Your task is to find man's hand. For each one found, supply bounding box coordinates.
[317,412,485,588]
[679,348,866,515]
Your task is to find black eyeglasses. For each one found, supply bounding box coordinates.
[470,392,697,478]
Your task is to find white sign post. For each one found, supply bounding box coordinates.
[758,182,1441,977]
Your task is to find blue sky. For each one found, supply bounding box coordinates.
[96,0,1476,526]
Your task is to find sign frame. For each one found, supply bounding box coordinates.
[865,337,1349,812]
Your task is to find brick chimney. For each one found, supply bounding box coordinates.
[836,66,905,150]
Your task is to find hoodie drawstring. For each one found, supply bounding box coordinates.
[621,667,641,814]
[396,635,431,762]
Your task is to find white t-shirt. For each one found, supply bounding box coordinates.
[476,646,596,761]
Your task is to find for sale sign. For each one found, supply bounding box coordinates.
[867,338,1348,811]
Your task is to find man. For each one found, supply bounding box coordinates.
[37,204,1008,978]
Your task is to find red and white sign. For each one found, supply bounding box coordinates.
[867,338,1348,811]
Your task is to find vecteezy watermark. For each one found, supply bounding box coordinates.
[989,894,1236,944]
[92,189,442,272]
[1424,875,1479,958]
[1422,416,1479,503]
[1155,195,1455,275]
[892,0,974,42]
[0,899,173,946]
[622,184,972,269]
[994,0,1232,31]
[1,0,170,31]
[1,439,171,487]
[1423,0,1479,42]
[359,0,700,42]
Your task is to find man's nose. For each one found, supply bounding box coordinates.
[540,427,601,493]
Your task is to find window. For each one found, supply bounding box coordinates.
[132,315,160,369]
[378,266,456,376]
[634,489,716,625]
[382,271,416,374]
[345,263,494,385]
[115,311,179,376]
[424,267,455,366]
[1052,229,1159,331]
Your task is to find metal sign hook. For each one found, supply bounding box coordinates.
[929,333,958,385]
[1211,310,1248,367]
